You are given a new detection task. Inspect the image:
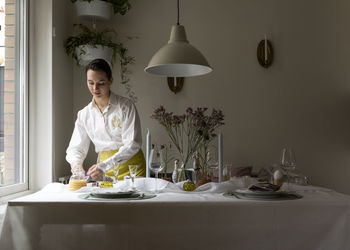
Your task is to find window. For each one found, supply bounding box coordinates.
[0,0,28,196]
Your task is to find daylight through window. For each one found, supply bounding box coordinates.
[0,0,28,196]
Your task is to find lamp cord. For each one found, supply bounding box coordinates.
[177,0,180,25]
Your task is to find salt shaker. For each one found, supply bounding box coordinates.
[172,159,179,183]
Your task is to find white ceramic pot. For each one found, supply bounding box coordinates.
[76,45,113,66]
[75,0,113,21]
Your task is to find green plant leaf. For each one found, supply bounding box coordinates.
[64,23,135,88]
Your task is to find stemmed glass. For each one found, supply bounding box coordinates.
[128,165,138,190]
[280,147,296,191]
[97,153,106,182]
[149,145,165,193]
[113,164,121,185]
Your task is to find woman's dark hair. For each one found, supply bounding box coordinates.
[86,59,112,80]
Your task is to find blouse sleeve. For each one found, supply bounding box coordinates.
[66,111,91,166]
[97,101,142,172]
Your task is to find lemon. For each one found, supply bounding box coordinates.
[183,181,196,191]
[100,181,113,188]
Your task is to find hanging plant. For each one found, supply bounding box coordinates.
[70,0,131,15]
[64,24,137,101]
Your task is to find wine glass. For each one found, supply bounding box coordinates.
[149,145,165,193]
[128,165,138,190]
[280,147,296,191]
[113,164,121,185]
[97,153,106,182]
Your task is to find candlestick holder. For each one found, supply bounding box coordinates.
[257,39,273,68]
[167,77,184,94]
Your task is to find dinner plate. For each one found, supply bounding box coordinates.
[79,192,156,201]
[225,188,302,201]
[235,188,285,197]
[90,191,139,199]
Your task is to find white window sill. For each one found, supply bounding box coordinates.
[0,189,34,204]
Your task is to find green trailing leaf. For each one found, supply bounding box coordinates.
[64,24,134,87]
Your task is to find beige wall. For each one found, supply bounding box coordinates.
[28,0,73,190]
[52,0,73,182]
[68,0,350,194]
[29,0,53,190]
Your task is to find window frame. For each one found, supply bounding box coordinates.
[0,0,28,197]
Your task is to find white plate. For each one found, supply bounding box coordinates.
[79,193,157,201]
[234,188,287,198]
[90,191,138,199]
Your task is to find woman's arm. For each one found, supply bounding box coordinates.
[66,111,91,172]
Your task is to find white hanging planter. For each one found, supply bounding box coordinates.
[76,45,113,66]
[75,0,113,21]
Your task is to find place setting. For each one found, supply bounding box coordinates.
[78,165,158,201]
[224,182,303,201]
[224,147,303,201]
[79,189,156,201]
[71,145,178,201]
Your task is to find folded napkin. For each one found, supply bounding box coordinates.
[248,182,280,192]
[76,177,170,193]
[164,176,257,194]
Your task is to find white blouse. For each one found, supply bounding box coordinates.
[66,92,142,172]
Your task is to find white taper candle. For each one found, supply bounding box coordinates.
[264,34,268,62]
[218,132,223,182]
[146,129,151,178]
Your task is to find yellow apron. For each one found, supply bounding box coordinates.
[100,149,146,180]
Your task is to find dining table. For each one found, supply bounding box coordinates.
[0,177,349,250]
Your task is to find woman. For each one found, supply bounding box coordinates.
[66,58,146,180]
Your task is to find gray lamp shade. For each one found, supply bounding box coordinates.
[145,25,212,77]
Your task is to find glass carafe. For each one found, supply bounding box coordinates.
[68,166,87,191]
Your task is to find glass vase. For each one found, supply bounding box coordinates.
[197,167,211,186]
[179,163,188,183]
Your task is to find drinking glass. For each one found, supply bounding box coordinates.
[113,164,121,184]
[223,164,233,181]
[129,165,138,190]
[97,153,106,182]
[149,146,165,192]
[207,147,218,182]
[280,147,296,191]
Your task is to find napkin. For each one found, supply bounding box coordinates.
[164,176,257,194]
[248,182,280,192]
[76,177,170,193]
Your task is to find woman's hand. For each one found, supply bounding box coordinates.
[87,164,104,180]
[71,162,84,174]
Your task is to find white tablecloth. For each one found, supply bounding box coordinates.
[1,178,350,250]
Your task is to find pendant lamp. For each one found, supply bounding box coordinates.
[144,0,212,77]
